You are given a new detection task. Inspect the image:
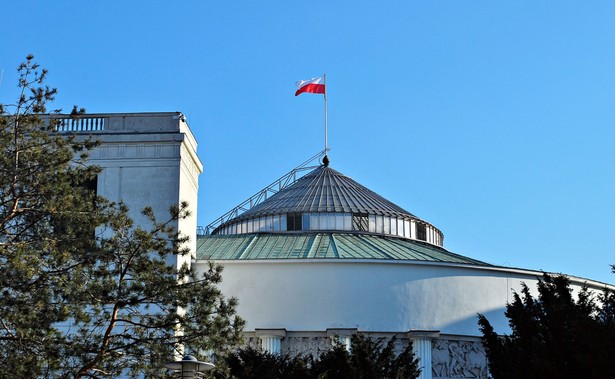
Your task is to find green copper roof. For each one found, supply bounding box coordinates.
[196,232,488,265]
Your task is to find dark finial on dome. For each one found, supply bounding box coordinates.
[322,154,330,166]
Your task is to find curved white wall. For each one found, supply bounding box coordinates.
[193,260,611,336]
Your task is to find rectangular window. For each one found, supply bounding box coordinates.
[302,213,311,230]
[84,175,98,196]
[352,213,369,232]
[320,213,330,230]
[416,223,427,241]
[55,175,98,236]
[335,213,344,229]
[286,212,302,231]
[280,214,287,231]
[269,216,275,231]
[273,215,280,231]
[343,213,352,230]
[310,213,319,230]
[383,216,391,235]
[376,215,384,234]
[403,220,410,238]
[259,217,266,231]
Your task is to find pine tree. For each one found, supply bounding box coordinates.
[0,56,244,378]
[0,54,102,377]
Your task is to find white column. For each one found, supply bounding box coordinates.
[260,335,282,354]
[409,330,439,379]
[255,329,286,354]
[326,328,357,352]
[413,338,432,379]
[338,335,351,351]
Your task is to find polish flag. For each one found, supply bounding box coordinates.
[295,76,326,96]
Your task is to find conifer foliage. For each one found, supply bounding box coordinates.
[224,333,421,379]
[0,56,243,378]
[478,273,615,379]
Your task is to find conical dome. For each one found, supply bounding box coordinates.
[236,166,415,220]
[213,165,443,246]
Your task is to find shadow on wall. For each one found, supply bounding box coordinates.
[440,307,510,337]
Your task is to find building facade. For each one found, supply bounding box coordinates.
[58,115,612,379]
[194,160,613,379]
[54,112,203,269]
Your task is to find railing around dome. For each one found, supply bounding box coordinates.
[202,150,328,235]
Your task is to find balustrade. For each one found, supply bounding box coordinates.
[56,117,106,132]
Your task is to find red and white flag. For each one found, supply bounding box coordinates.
[295,76,326,96]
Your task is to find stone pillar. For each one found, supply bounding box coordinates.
[336,335,352,351]
[261,336,281,353]
[255,329,286,354]
[326,328,356,352]
[408,330,439,379]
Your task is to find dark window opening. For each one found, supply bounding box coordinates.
[83,175,98,193]
[54,174,98,237]
[352,213,369,232]
[287,212,302,231]
[416,223,427,241]
[83,175,98,208]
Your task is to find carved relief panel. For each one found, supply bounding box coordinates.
[432,339,488,379]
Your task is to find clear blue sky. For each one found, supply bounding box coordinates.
[2,1,614,284]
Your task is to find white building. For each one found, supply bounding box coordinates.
[59,114,612,379]
[55,112,203,269]
[194,153,614,379]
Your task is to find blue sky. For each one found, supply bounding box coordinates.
[2,1,614,284]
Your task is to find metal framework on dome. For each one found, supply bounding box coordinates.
[202,150,328,235]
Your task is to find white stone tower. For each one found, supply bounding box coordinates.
[55,112,203,267]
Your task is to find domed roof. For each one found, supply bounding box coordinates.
[210,164,443,246]
[228,165,417,222]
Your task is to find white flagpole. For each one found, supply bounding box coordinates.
[324,73,329,163]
